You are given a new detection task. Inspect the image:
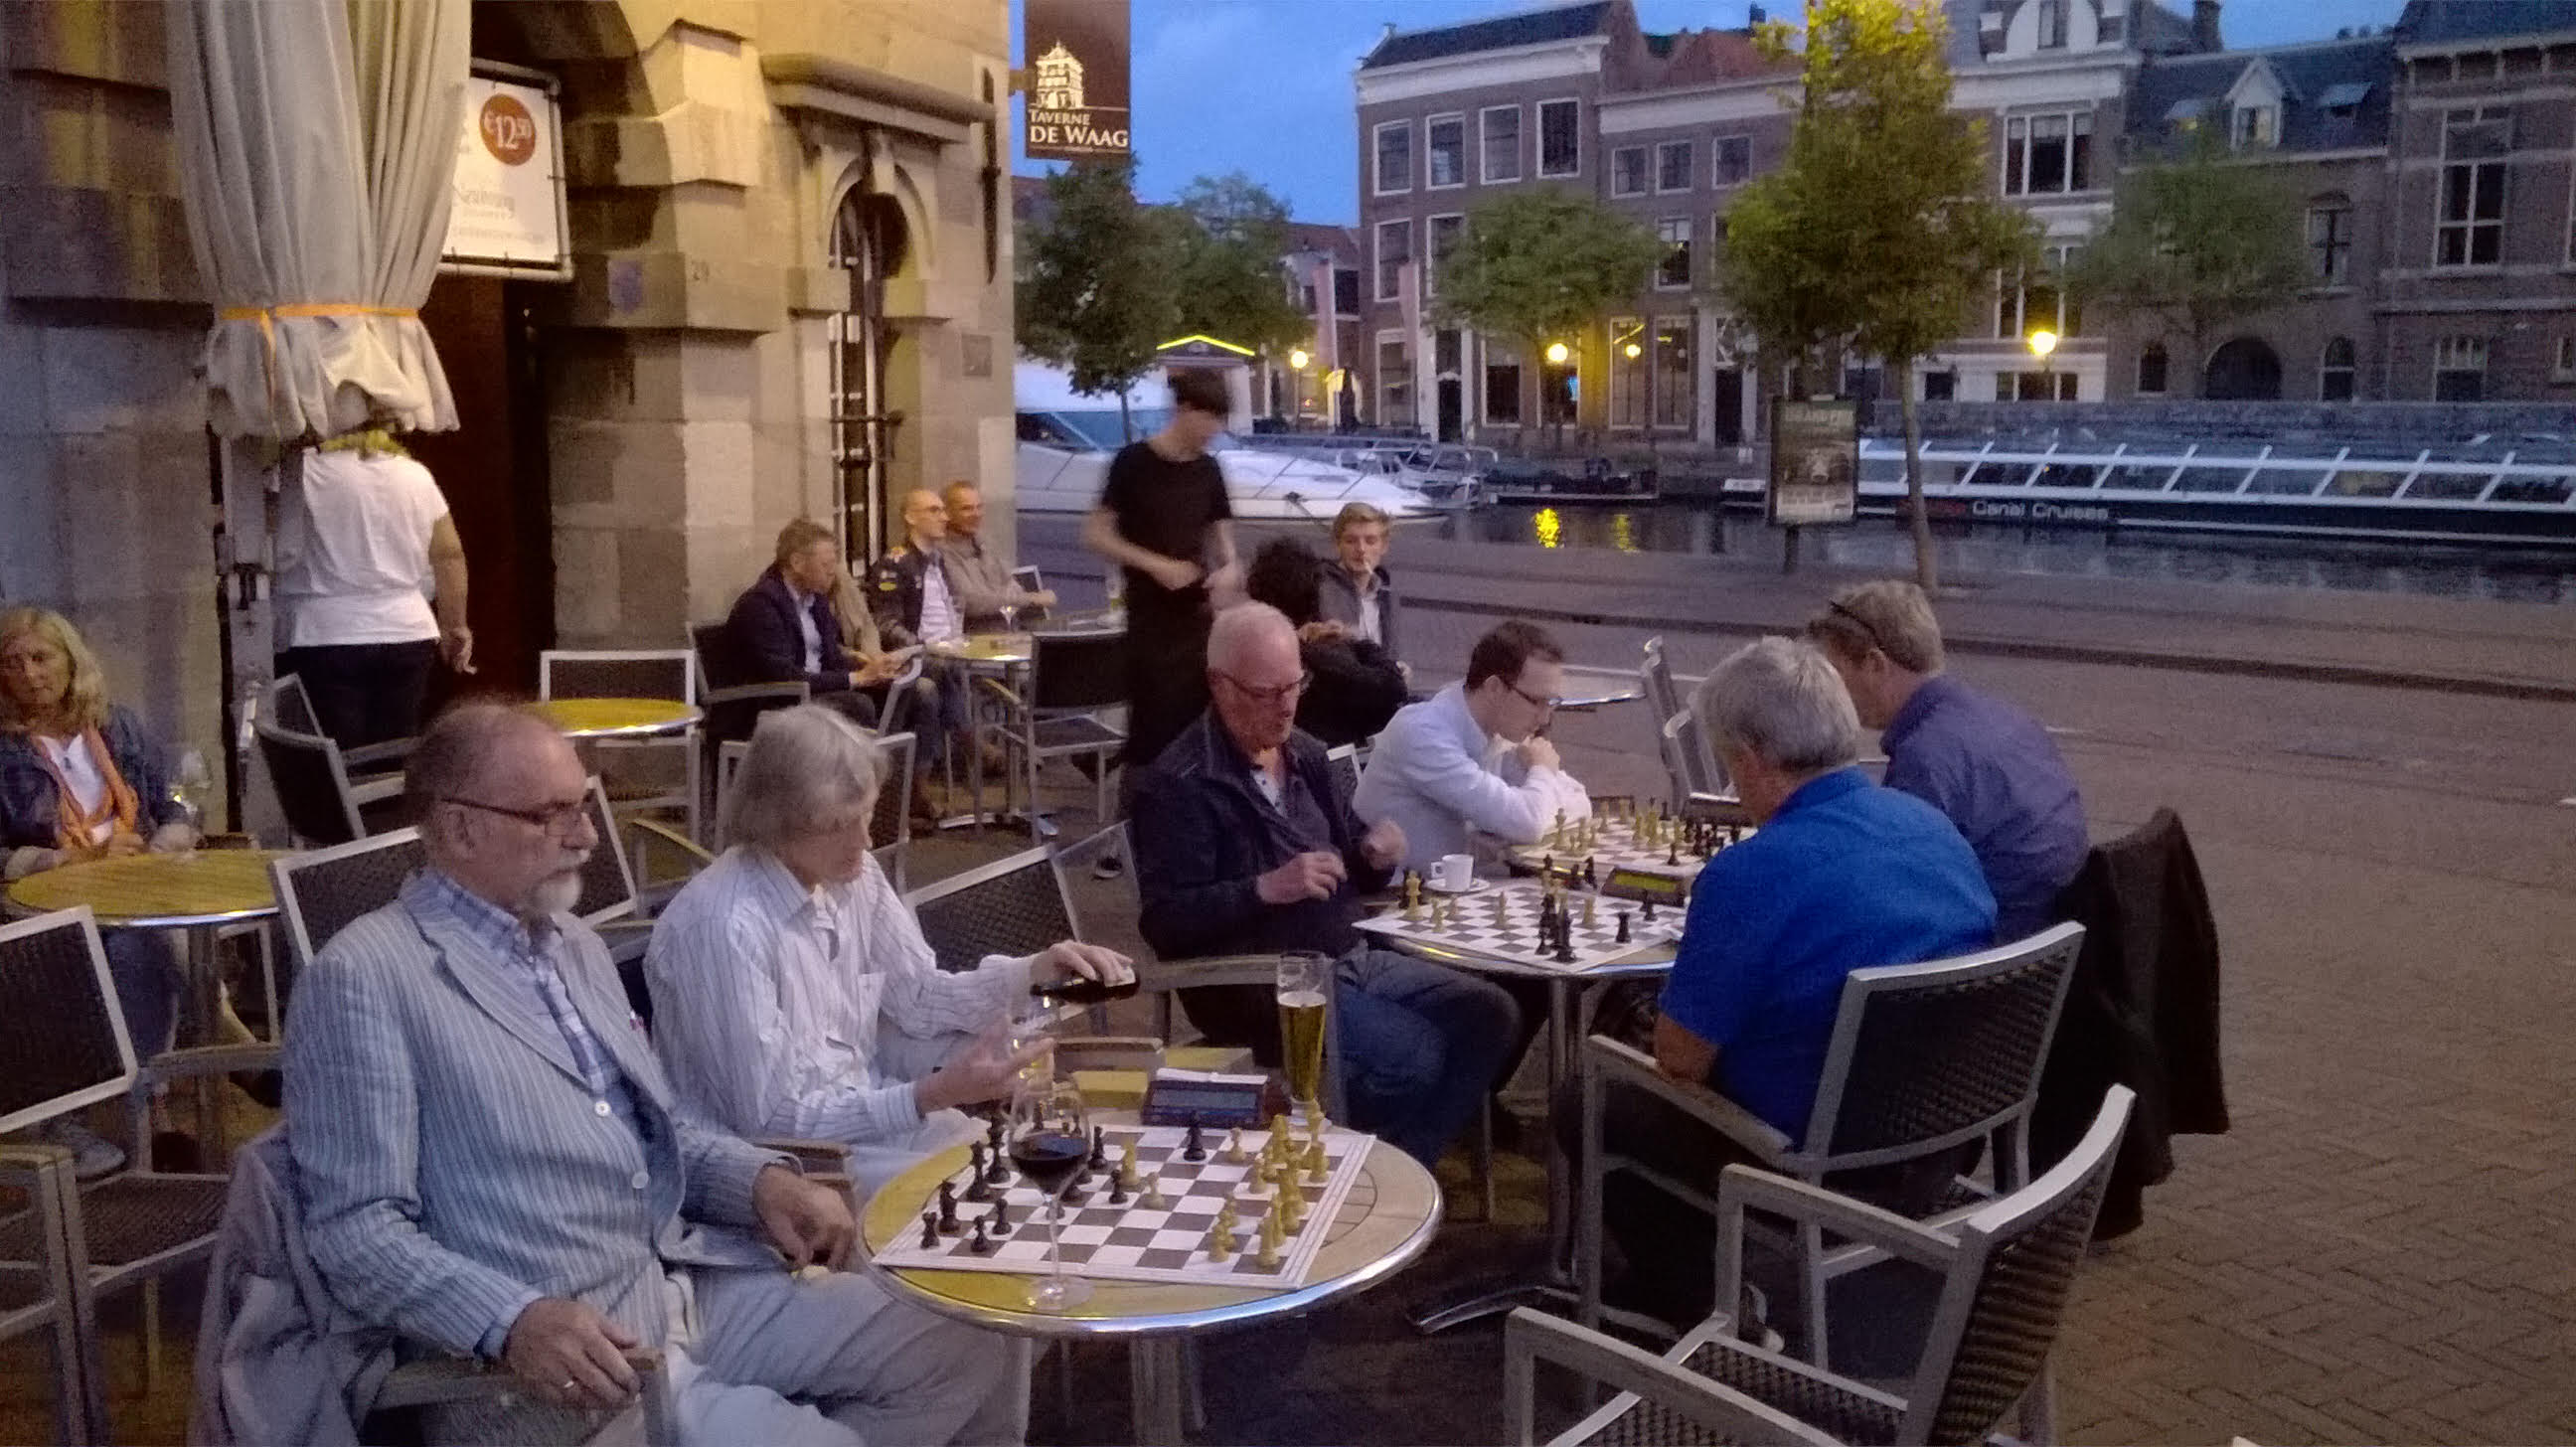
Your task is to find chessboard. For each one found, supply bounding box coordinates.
[1505,806,1753,885]
[1355,878,1680,974]
[868,1120,1373,1289]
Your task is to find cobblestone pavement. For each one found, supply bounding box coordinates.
[8,563,2573,1445]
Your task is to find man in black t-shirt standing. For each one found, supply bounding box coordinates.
[1082,369,1242,775]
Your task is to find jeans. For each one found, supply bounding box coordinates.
[275,640,438,749]
[1334,947,1520,1168]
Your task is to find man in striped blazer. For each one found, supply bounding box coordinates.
[283,702,1021,1445]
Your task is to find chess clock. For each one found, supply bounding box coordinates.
[1601,866,1689,907]
[1139,1075,1286,1129]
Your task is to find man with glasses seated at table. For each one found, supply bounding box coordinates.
[645,704,1130,1198]
[1128,603,1519,1169]
[1557,639,1995,1327]
[1806,580,2087,942]
[283,701,1023,1446]
[1351,618,1592,877]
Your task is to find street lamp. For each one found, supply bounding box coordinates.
[1544,340,1570,366]
[1622,341,1642,359]
[1289,348,1310,371]
[2026,328,2058,401]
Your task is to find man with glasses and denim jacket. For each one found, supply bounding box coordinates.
[1352,619,1593,876]
[1129,604,1518,1169]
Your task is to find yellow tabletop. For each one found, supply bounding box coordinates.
[860,1111,1441,1337]
[932,634,1035,666]
[6,849,284,929]
[533,697,703,738]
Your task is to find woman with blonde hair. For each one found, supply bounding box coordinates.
[0,606,195,1175]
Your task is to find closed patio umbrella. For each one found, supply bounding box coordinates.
[165,0,469,439]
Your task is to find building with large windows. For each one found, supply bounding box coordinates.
[1352,0,2576,444]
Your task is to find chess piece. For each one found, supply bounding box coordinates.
[968,1216,994,1255]
[1615,910,1631,944]
[1107,1171,1129,1206]
[1088,1125,1108,1176]
[1584,894,1597,928]
[1214,1200,1238,1241]
[1271,1113,1293,1148]
[1582,856,1597,888]
[1665,834,1681,867]
[1206,1218,1233,1262]
[964,1144,993,1203]
[1492,889,1510,932]
[1254,1209,1283,1269]
[936,1182,963,1235]
[1303,1135,1329,1182]
[990,1200,1014,1236]
[1642,897,1658,924]
[1402,872,1421,922]
[1221,1127,1247,1164]
[1118,1140,1141,1194]
[1553,925,1577,966]
[1183,1119,1208,1162]
[919,1210,940,1250]
[1141,1174,1168,1210]
[1540,853,1553,881]
[1550,808,1566,849]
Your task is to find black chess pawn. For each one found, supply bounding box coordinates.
[1553,925,1577,965]
[1087,1125,1109,1176]
[1183,1119,1208,1162]
[968,1216,994,1255]
[1108,1171,1129,1206]
[1582,857,1597,888]
[964,1145,993,1203]
[919,1210,940,1250]
[1615,910,1632,944]
[936,1182,963,1235]
[1642,897,1658,923]
[1665,834,1681,867]
[989,1200,1013,1236]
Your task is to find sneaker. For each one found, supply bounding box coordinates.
[41,1119,125,1181]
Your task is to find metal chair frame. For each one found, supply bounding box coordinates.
[540,648,704,843]
[1514,1087,2135,1447]
[1638,636,1684,726]
[974,630,1126,840]
[266,674,413,777]
[0,1145,91,1443]
[252,714,403,848]
[902,845,1081,974]
[1323,742,1361,808]
[711,730,914,889]
[1579,922,2085,1369]
[269,828,426,972]
[1009,564,1052,624]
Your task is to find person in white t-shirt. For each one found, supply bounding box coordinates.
[273,430,472,748]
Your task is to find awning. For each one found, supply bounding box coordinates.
[165,0,469,439]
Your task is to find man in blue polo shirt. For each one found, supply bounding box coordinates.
[1576,637,1993,1323]
[1807,580,2087,941]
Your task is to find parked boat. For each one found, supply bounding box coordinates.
[1483,455,1662,505]
[1713,436,2576,547]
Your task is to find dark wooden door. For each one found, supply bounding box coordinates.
[407,275,553,702]
[1711,367,1744,446]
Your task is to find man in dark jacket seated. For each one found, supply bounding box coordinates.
[1129,603,1518,1168]
[724,519,907,728]
[1242,537,1405,748]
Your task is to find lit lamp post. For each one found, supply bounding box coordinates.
[1542,340,1571,445]
[1288,348,1310,421]
[2026,328,2058,402]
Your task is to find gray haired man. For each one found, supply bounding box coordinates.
[284,702,1025,1445]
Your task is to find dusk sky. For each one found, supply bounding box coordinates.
[1010,0,2413,225]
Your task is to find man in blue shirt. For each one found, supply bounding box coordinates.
[1567,637,1994,1324]
[1808,580,2088,942]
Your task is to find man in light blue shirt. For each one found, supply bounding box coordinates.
[1352,619,1592,874]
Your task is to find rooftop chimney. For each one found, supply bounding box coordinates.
[2192,0,2222,53]
[1748,3,1766,22]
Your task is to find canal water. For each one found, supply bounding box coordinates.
[1437,502,2576,606]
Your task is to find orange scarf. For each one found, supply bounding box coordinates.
[28,726,141,861]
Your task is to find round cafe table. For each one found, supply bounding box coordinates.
[531,697,703,739]
[860,1114,1441,1445]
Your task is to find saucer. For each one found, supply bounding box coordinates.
[1426,878,1490,895]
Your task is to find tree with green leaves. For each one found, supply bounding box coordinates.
[1714,0,2039,590]
[2064,123,2309,399]
[1017,158,1179,438]
[1167,172,1311,363]
[1431,188,1663,444]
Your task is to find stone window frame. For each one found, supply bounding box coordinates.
[2034,0,2069,50]
[2432,335,2489,401]
[1654,217,1693,291]
[1424,214,1465,300]
[2319,337,2358,401]
[1375,329,1413,424]
[1483,336,1525,425]
[1537,97,1582,179]
[1610,145,1651,199]
[1711,134,1752,187]
[1373,118,1413,197]
[1374,218,1412,303]
[2434,106,2510,269]
[1480,104,1524,184]
[2136,342,2171,396]
[1655,139,1694,195]
[2307,196,2353,286]
[2002,108,2094,196]
[1608,315,1649,427]
[1426,113,1469,191]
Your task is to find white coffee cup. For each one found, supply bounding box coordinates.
[1431,854,1475,891]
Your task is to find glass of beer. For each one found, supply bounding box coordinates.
[1276,951,1330,1118]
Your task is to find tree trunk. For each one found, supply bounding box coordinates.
[1902,383,1940,593]
[1118,390,1133,442]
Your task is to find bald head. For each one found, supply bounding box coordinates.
[1208,603,1305,756]
[406,701,596,917]
[901,488,948,549]
[1209,602,1297,674]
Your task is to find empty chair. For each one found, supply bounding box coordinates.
[540,648,702,841]
[1639,636,1683,724]
[977,629,1126,837]
[267,675,411,781]
[252,715,405,848]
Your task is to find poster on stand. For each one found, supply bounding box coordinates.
[1766,398,1858,527]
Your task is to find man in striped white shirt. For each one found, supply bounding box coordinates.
[646,705,1131,1196]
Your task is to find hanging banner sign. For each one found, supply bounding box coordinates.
[1024,0,1131,161]
[1766,398,1858,527]
[443,69,569,276]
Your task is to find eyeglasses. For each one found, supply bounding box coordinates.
[1828,599,1894,659]
[1506,679,1562,712]
[1214,670,1312,708]
[441,796,593,839]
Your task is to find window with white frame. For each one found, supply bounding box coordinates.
[1996,243,2080,339]
[1656,140,1693,193]
[2232,103,2278,149]
[1609,317,1647,427]
[1481,105,1522,184]
[1484,338,1524,424]
[1712,135,1751,186]
[1997,371,2078,402]
[1611,146,1649,198]
[2307,198,2352,285]
[1427,115,1466,189]
[1374,219,1411,302]
[2004,110,2093,195]
[2433,336,2488,401]
[1373,120,1412,195]
[1425,215,1463,299]
[1653,318,1693,429]
[2320,337,2356,401]
[1376,334,1411,422]
[1538,98,1580,177]
[1656,218,1692,289]
[2437,107,2509,267]
[2035,0,2068,49]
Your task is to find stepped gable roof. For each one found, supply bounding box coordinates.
[1361,1,1617,69]
[2127,36,2395,151]
[2395,1,2576,46]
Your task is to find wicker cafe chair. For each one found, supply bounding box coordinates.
[903,846,1080,975]
[1639,636,1684,726]
[252,714,406,849]
[540,648,703,843]
[267,674,413,780]
[1510,1087,2135,1447]
[0,909,243,1407]
[974,629,1127,839]
[0,1145,89,1443]
[1578,923,2084,1369]
[704,729,915,889]
[269,829,426,973]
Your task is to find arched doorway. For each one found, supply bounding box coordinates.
[2203,337,2282,401]
[829,181,909,565]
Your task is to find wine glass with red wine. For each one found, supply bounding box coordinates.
[1007,1079,1093,1312]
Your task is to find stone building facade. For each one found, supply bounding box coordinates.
[0,0,1018,780]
